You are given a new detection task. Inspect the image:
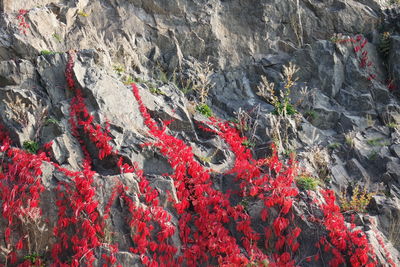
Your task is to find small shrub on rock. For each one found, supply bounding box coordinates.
[295,175,319,191]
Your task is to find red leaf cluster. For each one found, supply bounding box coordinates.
[16,9,30,35]
[338,35,376,81]
[318,190,377,267]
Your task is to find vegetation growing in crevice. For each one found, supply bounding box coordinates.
[196,103,213,117]
[257,62,299,117]
[23,140,39,154]
[339,185,374,213]
[295,175,319,191]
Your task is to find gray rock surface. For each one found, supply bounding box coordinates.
[1,0,400,266]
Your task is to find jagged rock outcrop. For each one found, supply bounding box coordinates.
[1,0,400,266]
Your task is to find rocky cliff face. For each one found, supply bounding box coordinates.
[1,0,400,266]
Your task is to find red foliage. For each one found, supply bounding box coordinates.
[51,164,103,266]
[132,83,253,265]
[16,9,30,35]
[337,35,376,82]
[204,119,300,264]
[65,51,114,160]
[0,50,385,267]
[319,190,377,267]
[369,217,395,267]
[48,51,119,266]
[0,125,46,265]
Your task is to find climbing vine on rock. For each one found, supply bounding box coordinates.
[0,50,384,267]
